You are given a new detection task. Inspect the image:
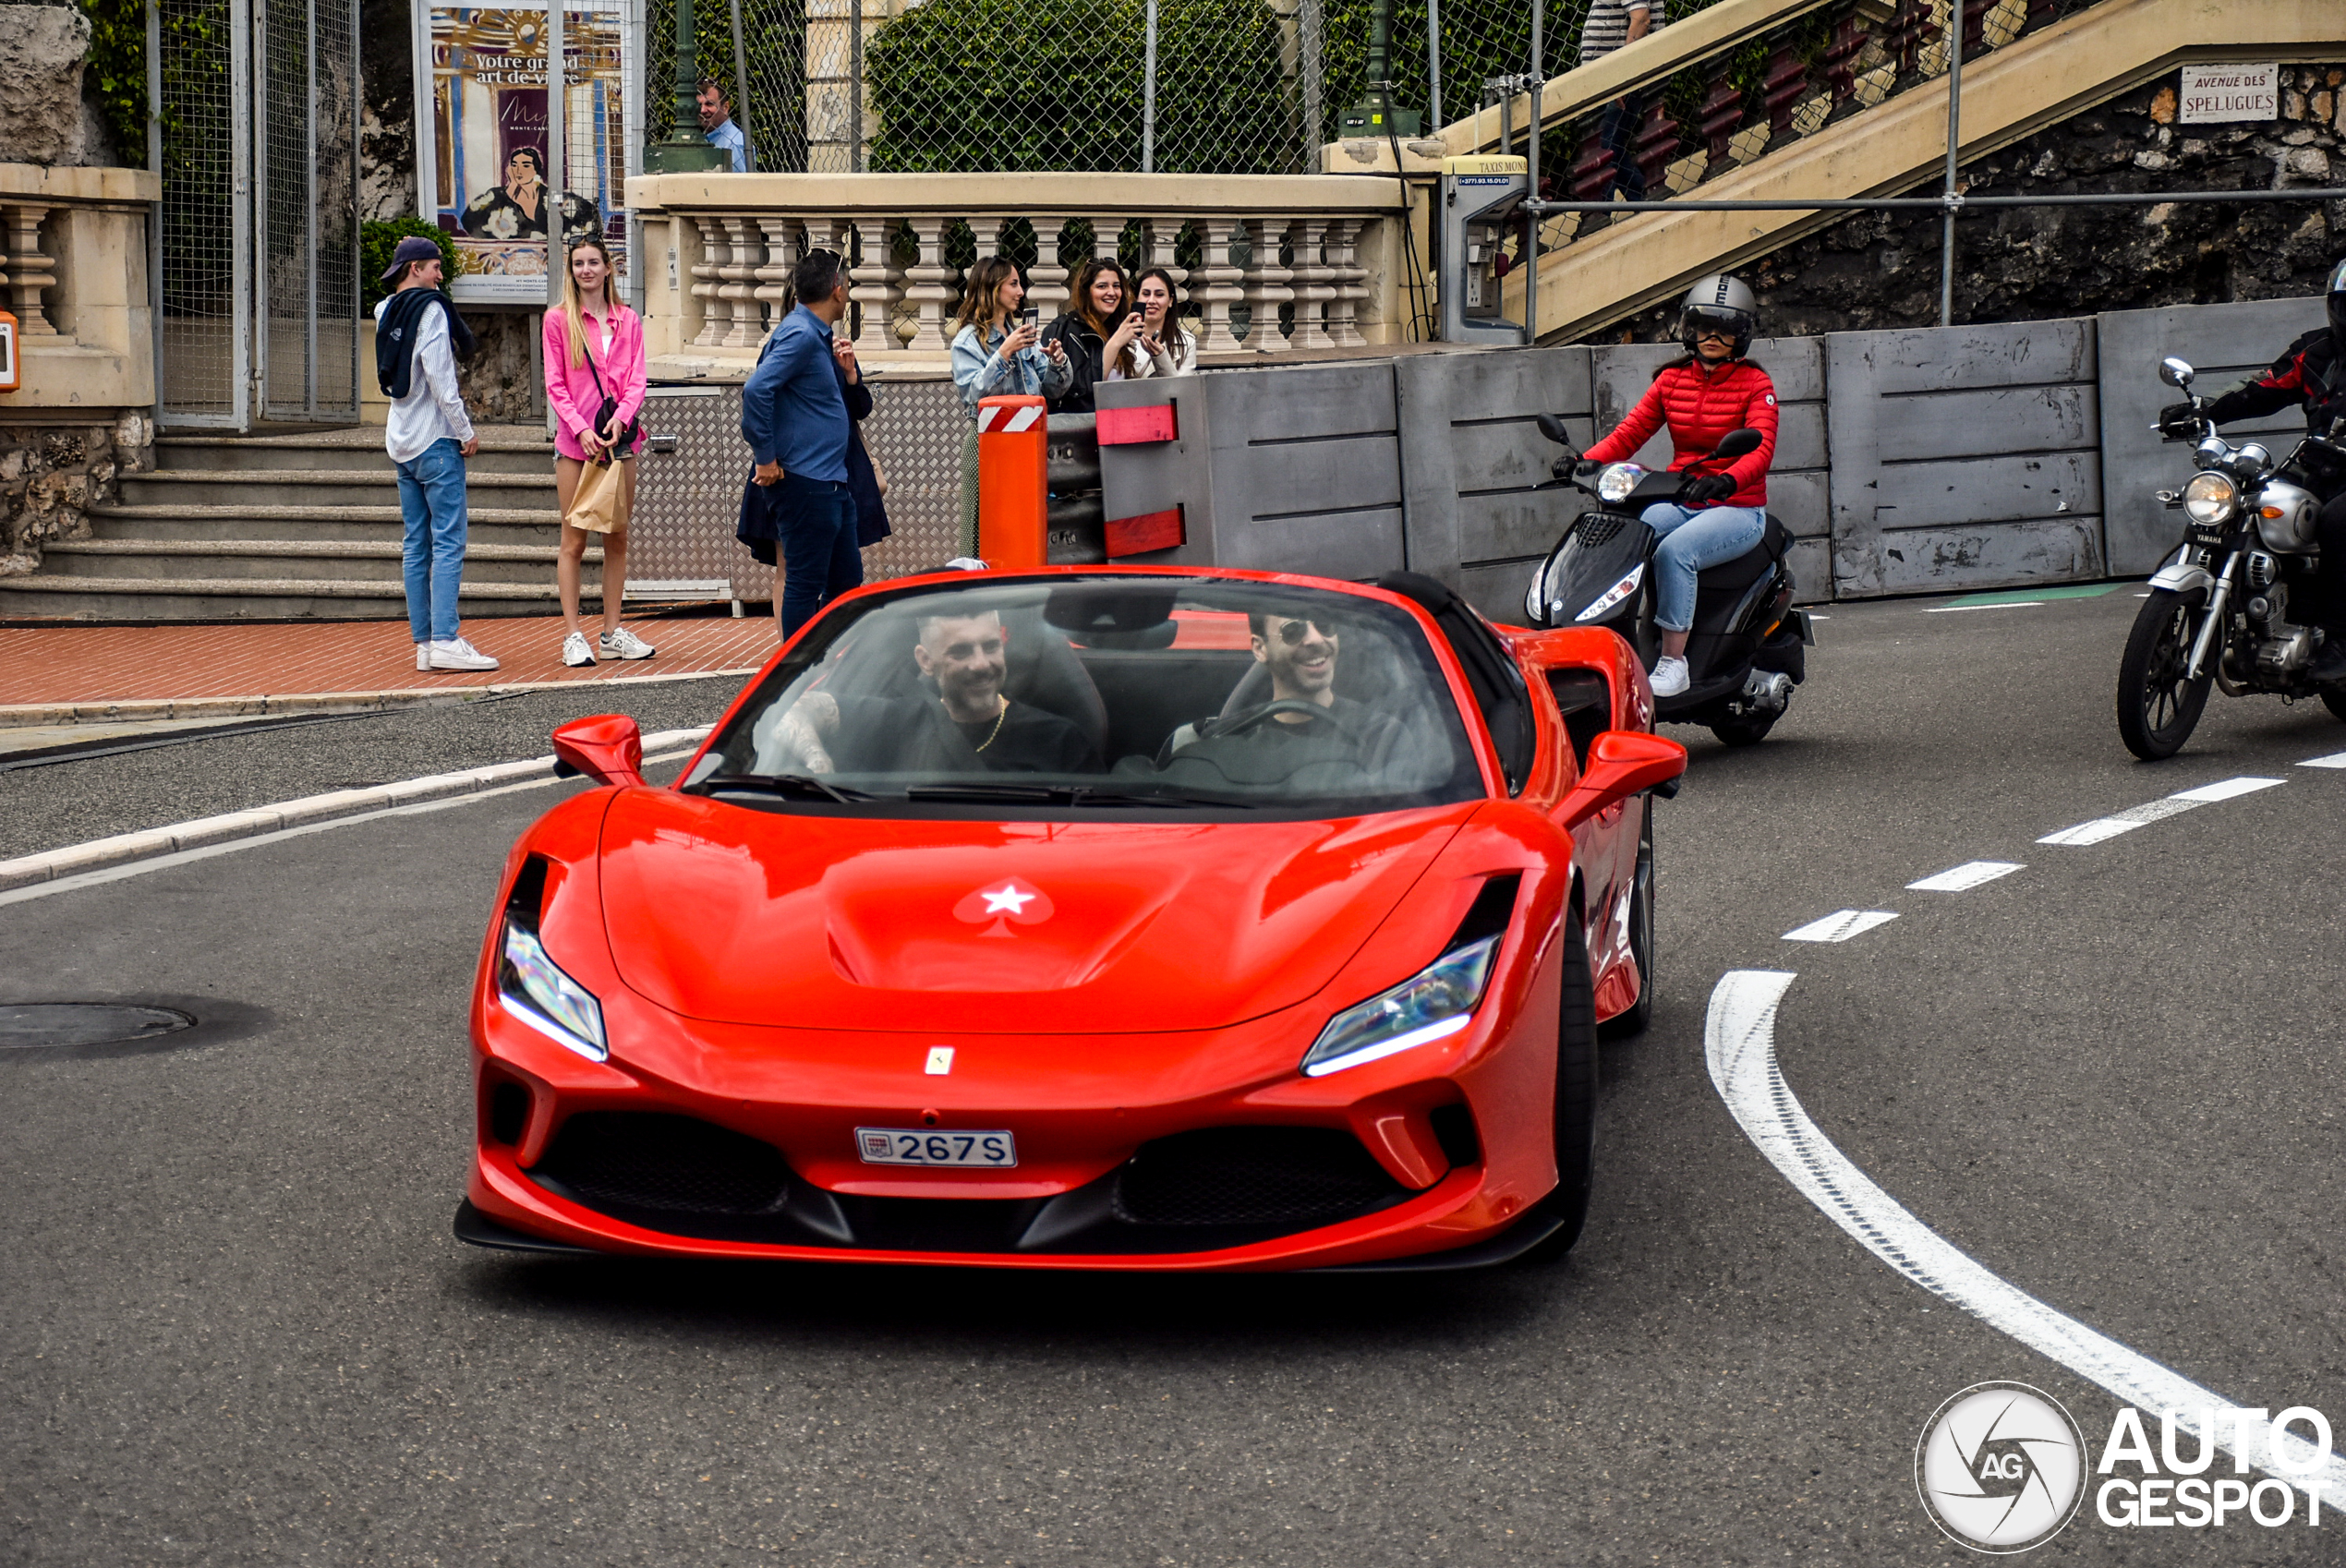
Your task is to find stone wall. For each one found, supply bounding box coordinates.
[359,0,417,221]
[456,312,539,424]
[0,4,114,168]
[1603,66,2346,344]
[0,416,151,578]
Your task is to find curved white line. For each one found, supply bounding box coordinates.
[1708,969,2346,1502]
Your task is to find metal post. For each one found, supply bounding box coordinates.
[146,0,163,426]
[1142,0,1158,173]
[349,0,361,411]
[305,0,319,416]
[549,0,565,305]
[727,0,754,170]
[1524,0,1540,347]
[643,0,728,169]
[1939,6,1961,329]
[548,0,565,439]
[231,0,252,429]
[1300,0,1322,159]
[1426,0,1442,129]
[850,0,865,172]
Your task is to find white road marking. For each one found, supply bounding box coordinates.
[1707,969,2346,1502]
[2038,777,2284,845]
[1906,861,2024,892]
[0,747,700,909]
[1922,602,2041,613]
[1783,910,1899,943]
[2296,752,2346,769]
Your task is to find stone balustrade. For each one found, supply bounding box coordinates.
[624,172,1411,378]
[0,163,162,405]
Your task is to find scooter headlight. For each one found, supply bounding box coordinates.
[1595,463,1644,505]
[2183,471,2239,525]
[1575,561,1645,622]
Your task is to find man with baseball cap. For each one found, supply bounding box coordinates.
[373,235,495,671]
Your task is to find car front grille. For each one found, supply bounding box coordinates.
[1112,1127,1409,1230]
[526,1115,1412,1253]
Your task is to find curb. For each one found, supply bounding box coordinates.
[0,668,759,730]
[0,726,711,893]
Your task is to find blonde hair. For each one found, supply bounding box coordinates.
[557,235,620,369]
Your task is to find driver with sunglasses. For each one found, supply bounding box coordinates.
[1158,610,1404,786]
[1578,273,1779,698]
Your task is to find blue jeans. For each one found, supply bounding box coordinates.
[773,473,860,637]
[1642,502,1767,633]
[394,438,468,643]
[1598,92,1647,201]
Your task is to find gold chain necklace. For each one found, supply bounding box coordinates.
[965,696,1008,753]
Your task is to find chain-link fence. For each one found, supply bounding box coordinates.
[259,0,359,420]
[154,0,245,425]
[642,0,1636,176]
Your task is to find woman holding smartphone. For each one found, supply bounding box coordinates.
[1041,258,1150,415]
[1132,267,1200,378]
[541,235,653,668]
[949,256,1071,552]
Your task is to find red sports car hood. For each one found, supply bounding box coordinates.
[595,791,1475,1033]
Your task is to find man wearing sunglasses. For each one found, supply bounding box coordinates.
[1158,610,1404,787]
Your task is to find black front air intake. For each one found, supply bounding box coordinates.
[533,1112,791,1217]
[1111,1127,1409,1230]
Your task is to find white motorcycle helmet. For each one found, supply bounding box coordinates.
[1677,274,1758,357]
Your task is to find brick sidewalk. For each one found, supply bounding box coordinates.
[0,612,779,712]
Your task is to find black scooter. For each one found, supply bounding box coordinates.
[1523,419,1814,746]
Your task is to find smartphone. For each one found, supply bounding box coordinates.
[1019,307,1039,329]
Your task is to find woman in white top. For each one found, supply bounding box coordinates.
[1131,267,1200,378]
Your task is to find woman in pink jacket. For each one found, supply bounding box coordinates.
[543,236,655,667]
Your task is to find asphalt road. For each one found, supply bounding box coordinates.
[5,587,2343,1566]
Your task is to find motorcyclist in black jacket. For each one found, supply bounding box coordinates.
[2160,258,2346,683]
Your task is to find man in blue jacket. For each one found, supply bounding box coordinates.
[743,250,854,637]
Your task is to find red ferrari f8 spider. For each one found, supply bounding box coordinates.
[457,567,1685,1271]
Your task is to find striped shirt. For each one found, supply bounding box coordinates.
[1578,0,1663,66]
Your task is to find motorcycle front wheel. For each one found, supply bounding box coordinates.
[2116,586,2214,760]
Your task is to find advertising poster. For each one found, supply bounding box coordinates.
[421,0,628,304]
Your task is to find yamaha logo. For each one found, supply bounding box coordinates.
[1916,1382,2087,1553]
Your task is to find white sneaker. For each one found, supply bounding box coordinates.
[1650,655,1690,698]
[415,643,430,672]
[427,635,500,671]
[562,632,597,668]
[599,626,656,661]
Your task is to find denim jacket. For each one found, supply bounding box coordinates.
[950,323,1074,420]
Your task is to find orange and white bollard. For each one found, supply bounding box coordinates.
[975,393,1048,569]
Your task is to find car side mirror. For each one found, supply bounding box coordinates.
[1534,413,1572,446]
[1712,428,1763,462]
[2159,356,2195,390]
[551,714,647,788]
[1555,730,1687,831]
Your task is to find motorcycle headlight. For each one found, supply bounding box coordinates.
[1576,561,1645,622]
[499,920,608,1062]
[2183,471,2239,525]
[1301,935,1500,1078]
[1595,463,1644,506]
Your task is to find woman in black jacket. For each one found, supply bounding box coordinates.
[1041,257,1149,414]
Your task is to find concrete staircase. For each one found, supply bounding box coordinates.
[0,426,599,621]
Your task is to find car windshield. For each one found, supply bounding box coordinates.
[684,576,1486,816]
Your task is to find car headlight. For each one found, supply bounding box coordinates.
[1595,463,1644,505]
[2183,471,2239,525]
[499,919,608,1062]
[1302,935,1501,1078]
[1576,561,1645,622]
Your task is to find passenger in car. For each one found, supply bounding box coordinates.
[771,609,1101,777]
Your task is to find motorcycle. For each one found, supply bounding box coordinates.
[2115,356,2346,760]
[1522,417,1815,746]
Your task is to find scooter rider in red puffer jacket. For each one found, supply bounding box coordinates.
[1581,274,1778,697]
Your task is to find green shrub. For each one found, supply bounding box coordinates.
[361,219,460,313]
[866,0,1298,175]
[77,0,151,164]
